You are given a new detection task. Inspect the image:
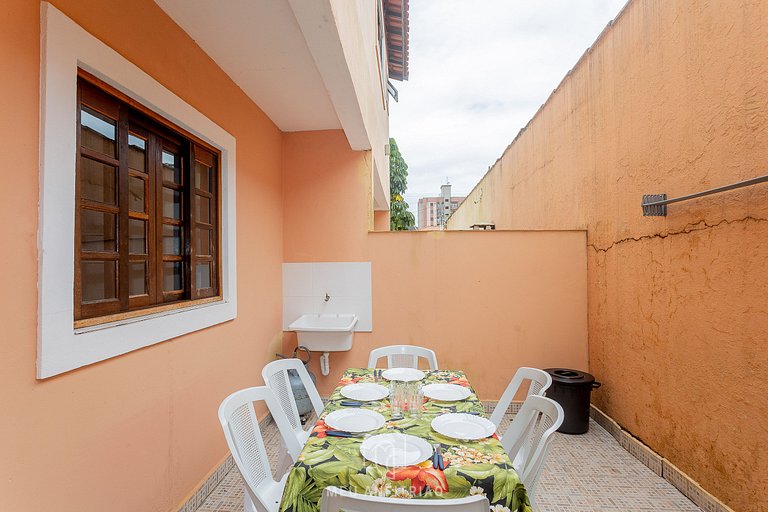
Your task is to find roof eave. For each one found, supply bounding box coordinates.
[384,0,409,81]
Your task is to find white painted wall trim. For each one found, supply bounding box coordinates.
[37,2,238,378]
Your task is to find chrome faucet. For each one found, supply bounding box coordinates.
[324,293,330,302]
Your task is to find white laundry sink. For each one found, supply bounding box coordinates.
[288,314,358,376]
[288,314,358,352]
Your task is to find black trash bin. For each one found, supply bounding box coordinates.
[544,368,601,434]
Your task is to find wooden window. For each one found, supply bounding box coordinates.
[75,72,221,326]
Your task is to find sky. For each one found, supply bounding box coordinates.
[389,0,629,221]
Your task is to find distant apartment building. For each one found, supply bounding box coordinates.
[418,183,465,229]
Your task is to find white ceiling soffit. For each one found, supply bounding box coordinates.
[287,0,370,151]
[155,0,341,133]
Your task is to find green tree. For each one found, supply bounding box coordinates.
[389,138,415,230]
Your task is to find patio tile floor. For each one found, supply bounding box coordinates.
[198,418,701,512]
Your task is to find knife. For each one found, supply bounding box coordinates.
[325,430,359,438]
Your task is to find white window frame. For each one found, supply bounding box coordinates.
[38,3,238,379]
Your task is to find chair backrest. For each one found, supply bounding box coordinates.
[320,486,489,512]
[500,395,564,508]
[218,386,303,512]
[489,367,552,428]
[367,345,439,370]
[262,358,324,439]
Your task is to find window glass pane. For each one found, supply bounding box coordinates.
[162,151,181,183]
[81,158,117,205]
[196,195,211,224]
[129,176,145,212]
[81,209,117,252]
[128,261,146,296]
[195,162,210,191]
[81,260,117,302]
[195,228,210,256]
[80,106,116,157]
[163,225,183,255]
[128,134,146,171]
[163,262,183,292]
[196,263,211,289]
[163,187,182,219]
[128,219,146,254]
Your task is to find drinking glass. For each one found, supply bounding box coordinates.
[403,382,423,418]
[389,381,404,416]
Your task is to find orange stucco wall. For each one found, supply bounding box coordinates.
[448,0,768,509]
[281,130,589,399]
[373,210,390,231]
[1,1,285,511]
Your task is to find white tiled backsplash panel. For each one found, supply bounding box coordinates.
[283,262,372,332]
[283,263,313,297]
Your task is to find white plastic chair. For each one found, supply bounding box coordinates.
[489,367,552,428]
[262,358,324,444]
[262,359,324,472]
[218,386,303,512]
[499,395,564,510]
[367,345,439,370]
[320,486,489,512]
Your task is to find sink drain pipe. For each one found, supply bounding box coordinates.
[319,352,331,376]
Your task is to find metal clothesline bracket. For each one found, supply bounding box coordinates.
[642,174,768,216]
[641,194,667,217]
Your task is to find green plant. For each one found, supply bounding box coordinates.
[389,138,416,230]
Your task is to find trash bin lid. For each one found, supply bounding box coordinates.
[544,368,596,386]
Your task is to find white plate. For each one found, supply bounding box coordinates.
[381,367,425,382]
[422,383,471,402]
[340,383,390,401]
[324,409,386,433]
[360,433,434,467]
[431,413,496,440]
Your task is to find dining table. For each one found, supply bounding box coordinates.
[278,368,532,512]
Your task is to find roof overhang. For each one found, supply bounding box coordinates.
[384,0,409,81]
[154,0,368,150]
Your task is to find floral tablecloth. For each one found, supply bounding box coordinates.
[279,368,532,512]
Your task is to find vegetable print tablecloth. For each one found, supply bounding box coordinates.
[279,368,532,512]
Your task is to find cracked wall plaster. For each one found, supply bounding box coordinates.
[447,1,768,510]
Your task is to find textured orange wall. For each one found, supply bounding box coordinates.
[0,1,284,511]
[281,131,589,399]
[448,0,768,510]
